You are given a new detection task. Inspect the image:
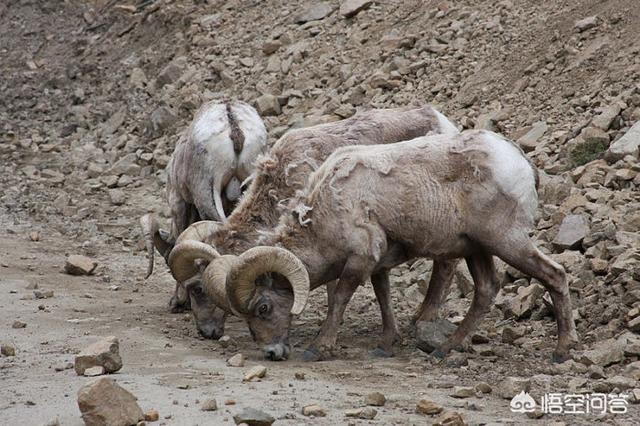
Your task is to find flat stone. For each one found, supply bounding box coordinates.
[243,365,267,382]
[630,388,640,404]
[65,255,98,276]
[450,386,475,398]
[605,375,637,390]
[576,339,625,367]
[553,215,589,250]
[416,399,443,415]
[575,16,598,32]
[516,121,548,152]
[232,407,275,426]
[607,121,640,162]
[364,392,386,406]
[200,399,218,411]
[34,289,54,299]
[415,319,456,353]
[84,366,106,377]
[77,378,144,426]
[302,404,326,417]
[295,2,334,23]
[345,407,377,420]
[592,103,623,130]
[75,336,123,375]
[340,0,373,18]
[12,320,27,329]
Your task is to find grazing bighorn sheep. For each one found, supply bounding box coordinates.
[140,100,267,313]
[166,105,459,343]
[170,130,579,362]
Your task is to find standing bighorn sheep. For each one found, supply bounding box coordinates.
[169,130,579,362]
[140,100,267,313]
[163,105,459,341]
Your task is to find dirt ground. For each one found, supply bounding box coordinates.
[1,0,639,425]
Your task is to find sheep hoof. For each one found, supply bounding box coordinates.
[302,348,323,362]
[551,351,571,364]
[370,347,394,358]
[430,348,447,360]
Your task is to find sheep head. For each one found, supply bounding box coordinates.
[169,243,310,360]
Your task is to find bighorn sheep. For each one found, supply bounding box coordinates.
[169,130,579,362]
[140,100,267,313]
[165,105,459,341]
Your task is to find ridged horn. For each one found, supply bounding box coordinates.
[168,241,220,283]
[175,220,223,245]
[140,214,173,279]
[226,246,310,316]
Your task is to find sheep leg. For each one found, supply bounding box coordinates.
[491,234,579,362]
[167,198,190,312]
[414,259,458,323]
[371,270,401,357]
[433,252,498,358]
[304,256,371,361]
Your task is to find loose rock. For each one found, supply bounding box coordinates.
[450,386,475,398]
[243,365,267,382]
[295,2,334,23]
[553,215,589,250]
[201,399,218,411]
[84,366,106,377]
[416,399,443,415]
[65,255,98,276]
[575,16,598,32]
[232,407,275,426]
[607,121,640,162]
[497,377,531,399]
[302,404,326,417]
[74,336,123,375]
[416,319,456,353]
[1,343,16,357]
[77,378,144,426]
[345,407,377,420]
[433,411,466,426]
[576,339,625,367]
[144,410,159,422]
[364,392,386,406]
[12,320,27,329]
[340,0,373,18]
[227,353,245,367]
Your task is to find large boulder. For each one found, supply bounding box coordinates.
[77,378,144,426]
[606,121,640,162]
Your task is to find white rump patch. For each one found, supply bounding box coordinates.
[433,108,459,135]
[192,103,228,144]
[484,133,538,218]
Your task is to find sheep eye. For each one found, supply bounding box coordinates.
[192,286,204,296]
[259,304,268,314]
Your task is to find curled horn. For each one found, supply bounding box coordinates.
[226,246,310,316]
[168,241,220,283]
[175,220,223,245]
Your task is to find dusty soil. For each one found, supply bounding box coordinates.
[1,0,639,425]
